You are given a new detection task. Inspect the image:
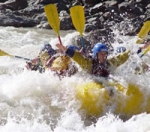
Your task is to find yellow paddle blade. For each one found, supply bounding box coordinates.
[70,5,85,36]
[0,49,31,60]
[136,20,150,44]
[0,49,12,56]
[44,4,60,36]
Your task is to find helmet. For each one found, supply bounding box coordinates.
[40,44,51,52]
[116,46,126,53]
[67,45,80,51]
[40,43,56,56]
[92,43,108,59]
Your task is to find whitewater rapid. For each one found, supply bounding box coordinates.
[0,26,150,132]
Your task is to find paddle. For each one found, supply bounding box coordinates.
[136,20,150,44]
[44,4,62,45]
[70,5,85,49]
[0,49,31,61]
[140,45,150,58]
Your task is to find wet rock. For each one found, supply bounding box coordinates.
[82,28,114,52]
[0,0,150,47]
[0,0,28,10]
[89,3,106,15]
[0,0,8,2]
[60,16,74,30]
[0,13,38,27]
[39,0,59,5]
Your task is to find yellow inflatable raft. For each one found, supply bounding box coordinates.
[76,81,149,117]
[46,52,149,117]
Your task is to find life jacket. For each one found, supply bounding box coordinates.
[91,59,110,77]
[39,50,51,68]
[51,55,78,77]
[51,55,70,71]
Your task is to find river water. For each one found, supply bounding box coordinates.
[0,26,150,132]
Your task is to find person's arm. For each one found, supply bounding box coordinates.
[142,41,150,49]
[56,43,93,72]
[31,57,40,64]
[108,50,130,67]
[56,43,67,53]
[137,40,150,54]
[71,51,93,72]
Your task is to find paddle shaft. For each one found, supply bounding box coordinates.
[58,36,62,46]
[0,49,31,61]
[14,55,31,61]
[80,36,84,49]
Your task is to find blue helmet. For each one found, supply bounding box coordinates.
[40,43,56,56]
[92,43,108,59]
[116,46,126,53]
[67,45,80,51]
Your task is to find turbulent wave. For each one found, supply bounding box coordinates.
[0,26,150,132]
